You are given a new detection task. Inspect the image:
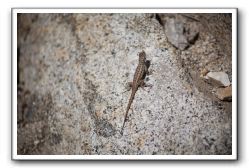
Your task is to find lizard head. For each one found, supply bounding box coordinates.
[138,50,146,62]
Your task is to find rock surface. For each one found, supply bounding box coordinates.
[158,14,199,50]
[17,13,232,155]
[205,71,231,87]
[216,86,232,101]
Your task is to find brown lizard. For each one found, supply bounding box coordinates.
[121,50,150,135]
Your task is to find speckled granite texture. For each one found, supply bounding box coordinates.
[17,13,232,155]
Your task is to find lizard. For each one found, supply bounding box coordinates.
[121,50,151,135]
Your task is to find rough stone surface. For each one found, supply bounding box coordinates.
[205,71,231,87]
[158,14,199,50]
[216,86,232,101]
[160,14,233,104]
[165,18,189,50]
[17,13,232,155]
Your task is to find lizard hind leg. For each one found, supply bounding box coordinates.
[126,82,133,91]
[139,80,146,91]
[139,80,152,91]
[139,80,149,89]
[122,82,133,94]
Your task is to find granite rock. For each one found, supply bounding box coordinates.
[205,71,231,87]
[17,13,232,155]
[158,14,199,50]
[216,86,232,101]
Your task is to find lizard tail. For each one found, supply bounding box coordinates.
[121,89,136,135]
[121,109,129,134]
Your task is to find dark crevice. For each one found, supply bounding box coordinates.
[17,47,20,86]
[155,14,164,26]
